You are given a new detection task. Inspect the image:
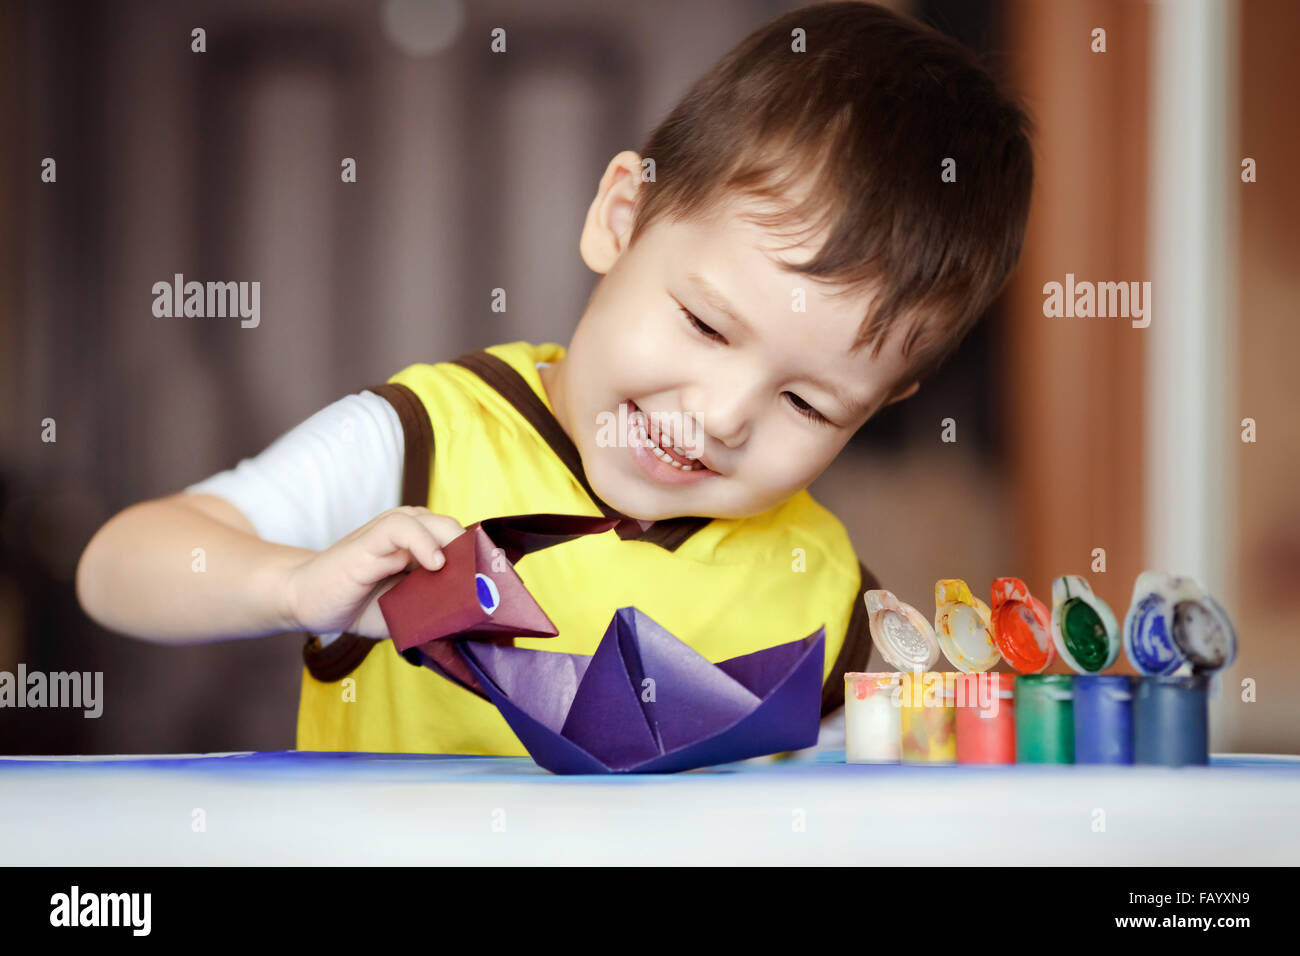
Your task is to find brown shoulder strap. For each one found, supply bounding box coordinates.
[450,350,711,552]
[366,382,434,509]
[819,561,880,717]
[302,382,432,682]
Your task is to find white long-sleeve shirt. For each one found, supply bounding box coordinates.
[184,363,554,645]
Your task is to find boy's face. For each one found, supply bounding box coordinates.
[541,151,919,522]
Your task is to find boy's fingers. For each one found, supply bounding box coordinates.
[424,513,468,548]
[392,507,466,546]
[368,513,446,572]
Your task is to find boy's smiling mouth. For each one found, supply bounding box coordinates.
[624,400,721,485]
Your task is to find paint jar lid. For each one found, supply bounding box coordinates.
[1052,576,1121,674]
[993,598,1055,671]
[868,613,941,671]
[935,580,1001,673]
[1172,597,1238,672]
[1125,572,1237,675]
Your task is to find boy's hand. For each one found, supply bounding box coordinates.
[284,506,466,640]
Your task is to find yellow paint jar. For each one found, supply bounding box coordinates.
[899,671,958,764]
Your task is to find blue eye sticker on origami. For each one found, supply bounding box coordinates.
[475,573,500,615]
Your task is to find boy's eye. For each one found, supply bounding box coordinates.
[681,308,725,342]
[680,306,832,427]
[785,392,830,426]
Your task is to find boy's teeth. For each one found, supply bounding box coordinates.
[633,408,703,470]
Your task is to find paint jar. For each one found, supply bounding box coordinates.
[844,672,902,764]
[1015,674,1074,763]
[1073,675,1134,764]
[955,672,1016,764]
[900,671,957,764]
[1134,675,1209,766]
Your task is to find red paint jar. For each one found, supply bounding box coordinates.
[955,672,1016,764]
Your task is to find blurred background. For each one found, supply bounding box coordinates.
[1,0,1296,755]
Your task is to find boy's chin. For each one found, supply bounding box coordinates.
[587,469,692,522]
[592,485,676,522]
[585,451,766,522]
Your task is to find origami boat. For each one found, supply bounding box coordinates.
[459,607,826,774]
[377,513,827,773]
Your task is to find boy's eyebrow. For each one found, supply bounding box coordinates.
[684,270,875,420]
[686,270,755,335]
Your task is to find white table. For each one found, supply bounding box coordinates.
[1,751,1296,865]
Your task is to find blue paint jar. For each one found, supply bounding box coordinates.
[1073,675,1134,764]
[1134,675,1209,766]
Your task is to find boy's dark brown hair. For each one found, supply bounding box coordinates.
[630,0,1034,396]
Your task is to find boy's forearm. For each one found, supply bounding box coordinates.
[76,495,309,644]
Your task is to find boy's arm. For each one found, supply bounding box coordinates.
[75,492,308,645]
[76,384,443,647]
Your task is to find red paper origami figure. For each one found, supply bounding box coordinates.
[378,513,632,695]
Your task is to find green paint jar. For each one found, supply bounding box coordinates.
[1015,674,1075,763]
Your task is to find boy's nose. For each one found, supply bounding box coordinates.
[684,383,757,450]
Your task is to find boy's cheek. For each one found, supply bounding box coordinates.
[741,454,826,502]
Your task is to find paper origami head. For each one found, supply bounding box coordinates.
[378,513,632,696]
[459,606,826,774]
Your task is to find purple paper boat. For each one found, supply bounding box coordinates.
[457,606,826,774]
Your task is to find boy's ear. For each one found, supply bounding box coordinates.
[580,150,642,274]
[884,380,920,406]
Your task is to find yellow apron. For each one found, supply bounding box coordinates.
[296,341,876,754]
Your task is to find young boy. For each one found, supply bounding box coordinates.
[75,1,1033,755]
